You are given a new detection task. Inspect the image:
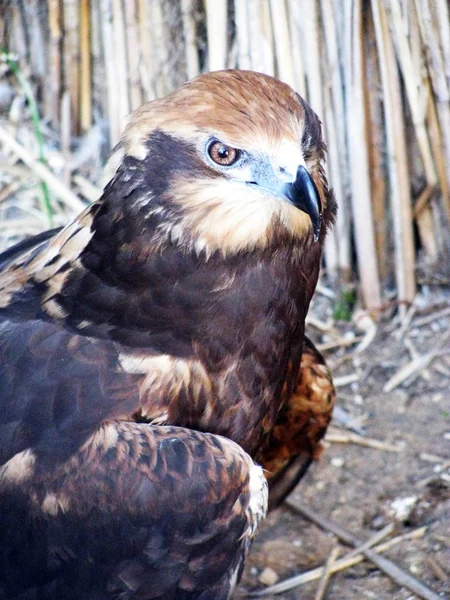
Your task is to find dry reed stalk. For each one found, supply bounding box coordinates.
[246,0,261,71]
[147,1,166,98]
[72,174,102,203]
[287,0,306,96]
[322,78,343,279]
[205,0,227,71]
[63,0,80,135]
[374,0,417,310]
[137,0,153,100]
[320,0,351,278]
[46,0,62,126]
[124,0,143,111]
[247,0,267,74]
[299,0,323,119]
[180,0,200,80]
[25,1,45,79]
[415,0,450,197]
[364,5,388,279]
[89,0,107,122]
[112,0,130,128]
[314,546,340,600]
[386,0,438,261]
[252,524,430,598]
[100,0,120,145]
[346,0,381,309]
[0,126,85,213]
[412,0,450,223]
[79,0,92,132]
[283,503,440,600]
[60,90,71,186]
[436,0,450,72]
[269,0,295,87]
[259,0,275,76]
[298,0,341,280]
[387,0,436,184]
[426,90,450,219]
[5,5,27,63]
[414,184,436,218]
[234,0,251,69]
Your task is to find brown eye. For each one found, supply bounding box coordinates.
[208,141,241,166]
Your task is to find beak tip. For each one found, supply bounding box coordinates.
[289,166,323,242]
[312,214,322,242]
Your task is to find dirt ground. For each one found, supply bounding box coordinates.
[240,290,450,600]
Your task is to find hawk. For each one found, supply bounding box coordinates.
[0,70,336,599]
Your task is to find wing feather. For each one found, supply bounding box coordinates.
[0,423,267,599]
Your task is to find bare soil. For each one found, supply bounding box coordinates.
[240,292,450,600]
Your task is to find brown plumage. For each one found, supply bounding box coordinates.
[0,70,336,599]
[260,336,336,509]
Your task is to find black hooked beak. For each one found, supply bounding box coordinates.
[282,166,322,241]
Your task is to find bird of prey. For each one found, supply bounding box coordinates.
[0,70,336,599]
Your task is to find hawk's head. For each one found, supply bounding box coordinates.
[106,70,333,257]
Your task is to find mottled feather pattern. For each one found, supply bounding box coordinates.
[0,423,266,599]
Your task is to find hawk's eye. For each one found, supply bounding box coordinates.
[208,141,241,166]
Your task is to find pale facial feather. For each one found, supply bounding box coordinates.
[167,178,313,256]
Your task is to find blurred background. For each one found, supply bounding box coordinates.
[0,0,449,312]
